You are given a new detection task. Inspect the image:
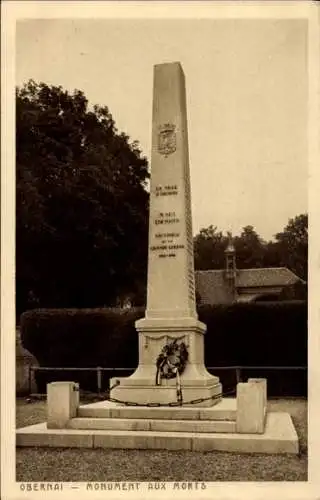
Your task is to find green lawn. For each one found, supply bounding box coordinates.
[16,397,307,482]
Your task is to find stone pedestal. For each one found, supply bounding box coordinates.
[248,377,267,409]
[111,317,221,407]
[47,381,79,429]
[236,380,266,434]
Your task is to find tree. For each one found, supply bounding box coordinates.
[233,225,266,269]
[274,214,308,281]
[16,80,149,317]
[194,225,228,270]
[194,224,268,271]
[193,215,308,284]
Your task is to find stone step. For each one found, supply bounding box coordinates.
[77,398,237,421]
[16,412,299,454]
[67,417,237,433]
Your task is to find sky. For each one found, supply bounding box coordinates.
[16,17,308,241]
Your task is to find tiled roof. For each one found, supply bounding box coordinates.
[236,267,302,288]
[195,270,233,305]
[195,267,303,305]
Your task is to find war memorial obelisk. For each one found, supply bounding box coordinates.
[111,62,222,406]
[16,62,299,455]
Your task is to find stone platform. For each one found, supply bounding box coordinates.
[16,398,299,454]
[77,397,237,420]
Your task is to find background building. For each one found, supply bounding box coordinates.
[195,241,306,305]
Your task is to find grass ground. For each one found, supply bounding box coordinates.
[16,397,307,482]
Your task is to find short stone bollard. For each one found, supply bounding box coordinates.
[248,378,267,414]
[47,381,79,429]
[236,379,267,434]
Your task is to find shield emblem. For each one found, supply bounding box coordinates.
[158,124,176,157]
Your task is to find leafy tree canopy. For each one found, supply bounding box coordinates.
[194,215,308,282]
[16,80,149,317]
[275,214,308,281]
[194,225,228,270]
[233,225,266,269]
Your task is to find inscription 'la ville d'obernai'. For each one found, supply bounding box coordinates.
[155,185,178,196]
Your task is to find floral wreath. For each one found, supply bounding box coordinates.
[155,338,188,386]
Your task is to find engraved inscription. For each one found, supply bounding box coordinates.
[150,211,186,258]
[154,211,180,225]
[155,185,178,197]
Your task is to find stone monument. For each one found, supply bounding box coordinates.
[16,62,299,455]
[111,62,221,406]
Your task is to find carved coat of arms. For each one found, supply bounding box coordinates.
[158,124,176,157]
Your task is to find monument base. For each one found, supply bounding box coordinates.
[16,381,299,455]
[16,400,299,455]
[110,316,222,407]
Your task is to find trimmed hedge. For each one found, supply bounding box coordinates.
[20,302,307,395]
[200,301,307,367]
[20,307,141,392]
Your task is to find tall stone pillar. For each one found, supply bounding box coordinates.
[111,62,221,406]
